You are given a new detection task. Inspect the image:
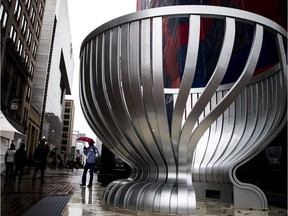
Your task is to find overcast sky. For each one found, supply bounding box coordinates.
[66,0,137,140]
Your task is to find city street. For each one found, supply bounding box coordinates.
[1,168,287,216]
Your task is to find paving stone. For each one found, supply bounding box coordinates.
[1,168,287,216]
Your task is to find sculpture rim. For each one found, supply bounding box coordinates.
[80,5,287,53]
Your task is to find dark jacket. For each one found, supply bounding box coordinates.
[33,144,49,164]
[15,147,27,165]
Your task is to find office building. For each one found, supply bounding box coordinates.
[1,0,46,155]
[30,0,74,151]
[1,0,74,158]
[61,99,75,153]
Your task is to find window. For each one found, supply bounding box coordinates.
[29,62,35,77]
[24,51,29,65]
[9,25,17,43]
[16,4,22,21]
[23,108,28,126]
[30,7,35,24]
[26,28,32,46]
[9,26,14,38]
[20,14,25,28]
[16,39,23,55]
[26,85,31,102]
[22,17,27,35]
[16,39,20,51]
[35,21,40,38]
[39,3,44,18]
[30,6,34,19]
[32,41,37,57]
[0,4,3,19]
[26,0,31,11]
[14,0,19,15]
[0,4,8,29]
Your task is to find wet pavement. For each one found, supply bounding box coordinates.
[1,168,287,216]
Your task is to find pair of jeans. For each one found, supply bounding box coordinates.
[5,162,14,182]
[13,163,25,183]
[32,161,46,183]
[81,163,95,186]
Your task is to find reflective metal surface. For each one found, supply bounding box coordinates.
[79,6,287,214]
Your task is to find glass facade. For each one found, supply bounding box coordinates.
[31,0,74,150]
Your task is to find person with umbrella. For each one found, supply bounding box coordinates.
[78,137,99,187]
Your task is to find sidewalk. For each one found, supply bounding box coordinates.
[1,168,287,216]
[1,168,81,216]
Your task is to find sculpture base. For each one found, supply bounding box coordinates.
[103,181,196,214]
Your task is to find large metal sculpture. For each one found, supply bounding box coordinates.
[79,6,287,214]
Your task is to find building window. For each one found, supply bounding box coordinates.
[22,17,27,35]
[23,108,28,127]
[24,51,29,65]
[20,15,28,35]
[14,0,19,15]
[35,21,40,38]
[32,41,38,58]
[26,28,32,46]
[14,0,22,22]
[16,39,23,56]
[0,4,8,29]
[31,9,35,24]
[26,85,31,102]
[25,0,31,11]
[0,4,3,16]
[16,4,22,21]
[39,3,44,18]
[29,62,35,78]
[9,25,17,43]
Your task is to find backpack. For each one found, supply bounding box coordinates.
[86,147,97,163]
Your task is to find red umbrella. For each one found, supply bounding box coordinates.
[76,136,95,143]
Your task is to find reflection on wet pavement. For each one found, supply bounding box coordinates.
[1,168,286,216]
[62,180,287,216]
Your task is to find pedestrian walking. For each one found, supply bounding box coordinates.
[32,139,49,185]
[80,142,99,187]
[13,142,27,184]
[5,143,16,183]
[75,156,80,170]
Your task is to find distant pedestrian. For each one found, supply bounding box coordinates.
[75,156,80,170]
[5,143,16,183]
[13,142,27,184]
[80,142,98,187]
[32,139,49,185]
[66,159,74,171]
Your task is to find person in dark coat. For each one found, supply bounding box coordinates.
[32,139,49,185]
[13,143,27,184]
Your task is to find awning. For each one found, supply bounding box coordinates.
[0,110,26,141]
